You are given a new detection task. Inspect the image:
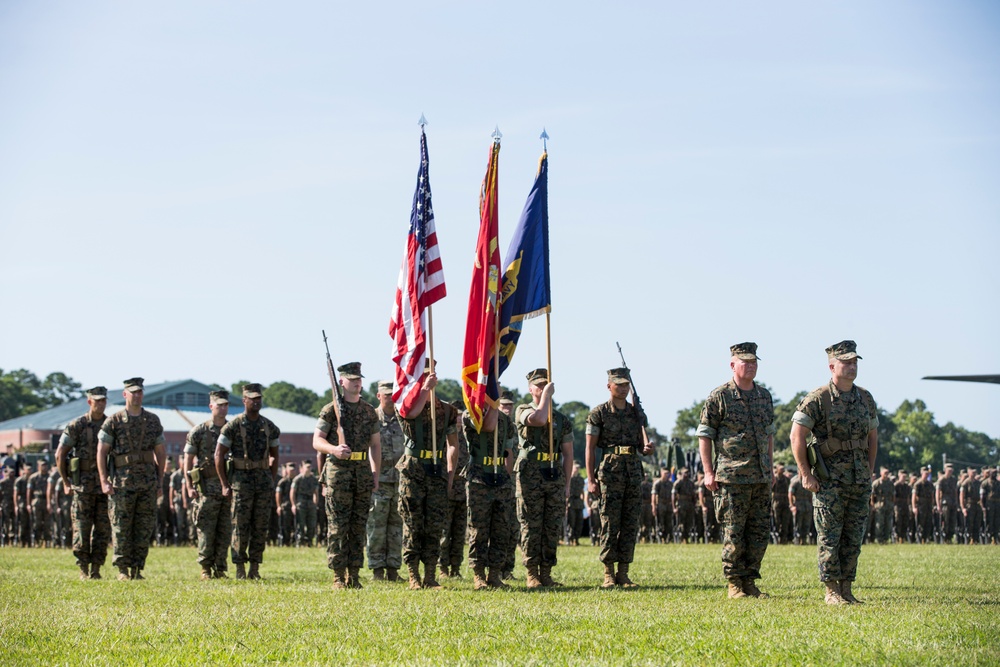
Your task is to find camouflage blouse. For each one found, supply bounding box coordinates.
[60,412,105,494]
[219,413,280,461]
[184,420,225,496]
[462,411,516,482]
[291,473,319,504]
[316,400,380,460]
[376,406,405,485]
[792,382,878,486]
[585,400,642,450]
[98,409,165,490]
[695,380,775,485]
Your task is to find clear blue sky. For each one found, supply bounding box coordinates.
[1,2,998,439]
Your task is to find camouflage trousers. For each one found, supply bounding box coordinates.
[655,505,672,543]
[325,464,372,570]
[963,506,982,543]
[31,500,51,545]
[987,502,1000,543]
[589,504,602,545]
[517,460,565,568]
[279,503,294,546]
[16,505,30,545]
[675,504,696,542]
[366,482,402,569]
[230,471,273,565]
[715,483,770,581]
[173,501,188,544]
[0,503,12,545]
[567,507,584,543]
[295,501,317,546]
[503,497,519,571]
[156,497,173,545]
[195,491,231,571]
[703,503,719,543]
[596,455,643,564]
[772,502,793,544]
[398,461,447,566]
[814,481,870,582]
[893,504,910,542]
[109,482,157,569]
[914,505,934,542]
[940,504,957,543]
[639,504,654,542]
[72,491,109,566]
[466,476,513,570]
[872,504,893,543]
[794,505,814,543]
[439,478,467,569]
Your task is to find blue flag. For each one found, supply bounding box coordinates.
[498,152,551,378]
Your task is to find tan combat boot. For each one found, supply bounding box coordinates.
[742,578,769,599]
[472,566,489,590]
[247,563,261,580]
[386,567,401,582]
[615,562,637,589]
[79,563,90,581]
[348,567,363,589]
[839,580,863,604]
[372,567,385,581]
[200,567,213,581]
[131,567,144,581]
[332,568,348,590]
[450,564,462,579]
[439,564,451,579]
[727,578,747,598]
[407,563,422,590]
[487,568,510,590]
[235,562,247,580]
[90,563,101,580]
[539,564,564,587]
[525,564,544,589]
[117,567,131,581]
[423,562,443,590]
[824,581,848,605]
[601,562,617,589]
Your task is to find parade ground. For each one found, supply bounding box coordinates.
[2,543,997,666]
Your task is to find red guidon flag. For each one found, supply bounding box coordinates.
[461,139,501,431]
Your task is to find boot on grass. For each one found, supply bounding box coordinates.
[839,580,863,604]
[247,563,261,580]
[742,578,769,599]
[601,562,617,590]
[89,563,102,580]
[372,567,385,581]
[450,563,462,579]
[525,564,544,590]
[727,579,747,598]
[332,568,348,590]
[117,567,131,582]
[386,567,401,582]
[472,566,489,590]
[200,567,213,581]
[423,562,443,590]
[130,567,143,580]
[615,562,637,589]
[539,564,563,587]
[824,581,848,605]
[79,563,90,581]
[348,567,363,589]
[235,562,246,580]
[407,563,422,590]
[487,568,510,590]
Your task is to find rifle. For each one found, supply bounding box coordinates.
[320,330,348,470]
[615,343,651,453]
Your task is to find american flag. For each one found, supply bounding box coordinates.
[389,128,446,417]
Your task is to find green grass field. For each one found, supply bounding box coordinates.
[1,543,997,666]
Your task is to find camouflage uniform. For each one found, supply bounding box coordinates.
[516,400,574,569]
[672,476,698,542]
[697,377,775,585]
[27,468,51,546]
[157,464,173,544]
[586,400,644,566]
[99,409,165,571]
[912,476,935,542]
[14,472,30,545]
[789,473,814,544]
[982,472,1000,543]
[700,481,718,543]
[870,475,895,543]
[185,420,230,574]
[639,477,654,543]
[49,469,73,548]
[440,422,470,575]
[0,470,13,545]
[567,474,586,544]
[464,412,517,573]
[291,470,319,547]
[960,475,982,543]
[936,473,959,543]
[771,474,792,544]
[316,399,379,570]
[893,477,911,542]
[651,476,673,542]
[275,473,293,545]
[170,468,188,545]
[792,382,877,583]
[368,404,405,572]
[397,399,458,570]
[219,413,280,566]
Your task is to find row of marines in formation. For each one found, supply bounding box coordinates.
[7,340,995,603]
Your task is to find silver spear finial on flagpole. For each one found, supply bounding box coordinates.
[492,125,502,144]
[418,113,428,128]
[540,128,549,151]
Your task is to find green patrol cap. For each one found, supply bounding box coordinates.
[86,386,108,400]
[209,390,229,405]
[242,383,264,399]
[526,368,549,385]
[122,377,144,392]
[377,380,394,394]
[826,340,862,360]
[607,368,631,385]
[730,342,760,361]
[337,362,364,379]
[499,389,515,405]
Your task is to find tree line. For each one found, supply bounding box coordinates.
[2,368,995,470]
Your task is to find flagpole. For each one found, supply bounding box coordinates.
[428,305,438,464]
[492,289,501,475]
[546,311,554,466]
